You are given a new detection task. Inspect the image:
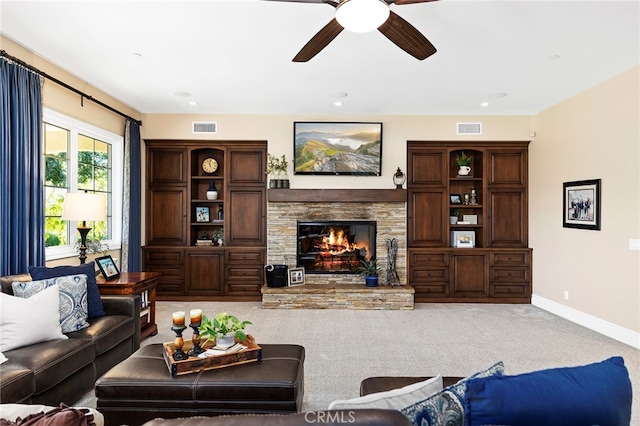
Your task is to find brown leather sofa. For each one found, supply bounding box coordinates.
[0,272,140,406]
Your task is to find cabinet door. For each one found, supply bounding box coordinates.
[408,148,447,187]
[185,250,223,296]
[488,188,527,247]
[450,252,488,297]
[227,188,266,246]
[408,188,447,247]
[147,188,187,245]
[228,149,265,185]
[147,147,187,185]
[142,248,185,296]
[488,149,527,187]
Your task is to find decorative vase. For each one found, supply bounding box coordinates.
[365,276,378,287]
[206,181,218,200]
[216,334,235,348]
[457,166,471,176]
[450,216,458,224]
[269,179,277,189]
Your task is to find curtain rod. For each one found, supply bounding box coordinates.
[1,50,142,126]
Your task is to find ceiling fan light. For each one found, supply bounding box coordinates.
[335,0,390,33]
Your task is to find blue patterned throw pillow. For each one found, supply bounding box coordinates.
[12,274,90,333]
[401,361,504,426]
[29,261,106,319]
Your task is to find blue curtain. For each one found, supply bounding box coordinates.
[0,58,45,275]
[121,120,142,272]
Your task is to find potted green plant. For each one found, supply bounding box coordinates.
[358,258,381,287]
[266,154,279,189]
[277,154,289,188]
[450,209,460,225]
[200,312,252,348]
[455,151,473,176]
[212,228,224,246]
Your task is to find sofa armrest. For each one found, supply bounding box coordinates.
[100,295,141,350]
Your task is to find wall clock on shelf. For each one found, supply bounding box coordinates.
[201,153,218,176]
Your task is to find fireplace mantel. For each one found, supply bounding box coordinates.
[268,188,407,203]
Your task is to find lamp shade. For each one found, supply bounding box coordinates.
[335,0,390,33]
[62,192,107,223]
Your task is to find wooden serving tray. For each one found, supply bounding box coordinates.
[162,334,262,376]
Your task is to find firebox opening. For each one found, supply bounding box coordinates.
[297,221,376,274]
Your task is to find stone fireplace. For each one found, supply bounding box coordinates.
[266,191,407,287]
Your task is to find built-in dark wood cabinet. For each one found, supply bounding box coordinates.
[143,140,267,300]
[407,141,532,303]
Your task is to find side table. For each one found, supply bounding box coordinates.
[96,271,160,339]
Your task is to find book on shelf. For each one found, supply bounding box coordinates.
[198,343,247,358]
[195,239,214,246]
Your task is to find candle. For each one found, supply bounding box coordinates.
[172,311,185,327]
[190,309,202,326]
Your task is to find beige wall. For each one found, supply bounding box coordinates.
[530,65,640,336]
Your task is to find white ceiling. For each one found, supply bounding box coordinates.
[1,0,638,116]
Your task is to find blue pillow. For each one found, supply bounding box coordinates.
[464,356,632,426]
[29,261,106,319]
[400,361,504,426]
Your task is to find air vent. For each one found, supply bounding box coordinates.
[457,122,482,135]
[192,121,217,134]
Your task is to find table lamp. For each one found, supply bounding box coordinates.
[62,191,107,264]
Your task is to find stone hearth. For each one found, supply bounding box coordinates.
[261,284,414,310]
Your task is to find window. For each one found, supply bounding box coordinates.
[44,109,123,260]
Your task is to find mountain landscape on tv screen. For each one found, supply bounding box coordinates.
[294,129,381,174]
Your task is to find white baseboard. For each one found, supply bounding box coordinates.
[532,295,640,350]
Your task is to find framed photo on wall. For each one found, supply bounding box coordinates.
[288,267,306,286]
[96,255,120,280]
[563,179,601,230]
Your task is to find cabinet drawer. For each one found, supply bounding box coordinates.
[157,282,184,296]
[144,249,184,264]
[411,268,449,282]
[226,250,265,264]
[490,252,530,266]
[409,251,449,267]
[226,283,261,296]
[226,266,263,280]
[413,284,448,297]
[490,284,528,297]
[490,267,529,282]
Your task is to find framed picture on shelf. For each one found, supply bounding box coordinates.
[293,122,382,176]
[95,255,120,280]
[450,194,462,204]
[462,214,478,224]
[451,231,475,248]
[196,206,210,222]
[563,179,601,230]
[288,267,306,286]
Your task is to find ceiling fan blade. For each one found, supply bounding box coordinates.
[293,18,344,62]
[378,11,436,60]
[389,0,439,4]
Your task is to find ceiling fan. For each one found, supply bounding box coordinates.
[263,0,439,62]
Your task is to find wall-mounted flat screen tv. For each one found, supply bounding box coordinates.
[293,122,382,176]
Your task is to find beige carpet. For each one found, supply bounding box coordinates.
[83,301,640,424]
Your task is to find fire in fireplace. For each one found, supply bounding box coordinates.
[297,221,376,274]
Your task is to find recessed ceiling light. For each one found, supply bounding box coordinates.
[549,54,561,60]
[132,52,142,58]
[332,91,348,98]
[488,92,507,99]
[334,101,344,107]
[480,102,489,107]
[174,92,191,98]
[189,101,198,106]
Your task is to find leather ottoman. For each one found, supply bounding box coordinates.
[95,343,305,426]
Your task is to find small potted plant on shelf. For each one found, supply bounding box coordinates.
[266,154,279,189]
[277,154,289,188]
[450,209,460,225]
[200,312,252,348]
[358,258,381,287]
[455,151,473,176]
[212,228,224,246]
